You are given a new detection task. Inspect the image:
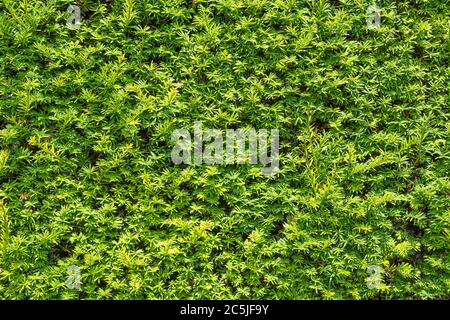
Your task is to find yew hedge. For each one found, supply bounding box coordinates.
[0,0,449,299]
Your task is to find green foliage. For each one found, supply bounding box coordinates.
[0,0,449,299]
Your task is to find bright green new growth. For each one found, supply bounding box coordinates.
[0,0,449,299]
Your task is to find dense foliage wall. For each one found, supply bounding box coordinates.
[0,0,449,299]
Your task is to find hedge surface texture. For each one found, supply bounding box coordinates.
[0,0,449,299]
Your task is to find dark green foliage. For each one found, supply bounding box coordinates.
[0,0,449,299]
